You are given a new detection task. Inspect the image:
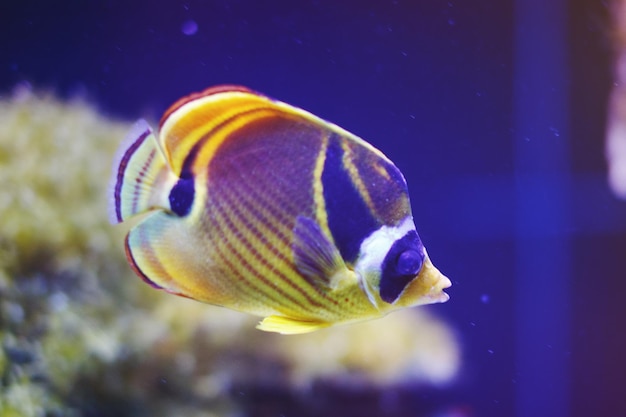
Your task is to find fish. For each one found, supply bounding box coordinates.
[108,85,451,334]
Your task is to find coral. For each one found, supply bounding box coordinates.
[0,86,154,416]
[0,87,459,417]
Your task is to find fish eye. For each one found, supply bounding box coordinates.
[395,249,423,276]
[379,230,425,304]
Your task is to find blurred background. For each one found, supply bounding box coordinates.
[1,1,625,416]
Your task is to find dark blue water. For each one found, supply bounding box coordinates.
[2,1,624,416]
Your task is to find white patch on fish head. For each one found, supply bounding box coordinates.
[353,216,417,309]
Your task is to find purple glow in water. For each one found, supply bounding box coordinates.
[181,19,198,36]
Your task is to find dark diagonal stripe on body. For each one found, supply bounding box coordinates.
[211,186,316,313]
[217,182,325,312]
[229,175,342,313]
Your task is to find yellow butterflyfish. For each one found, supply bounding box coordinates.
[108,85,451,334]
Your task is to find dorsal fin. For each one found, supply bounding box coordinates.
[158,85,253,130]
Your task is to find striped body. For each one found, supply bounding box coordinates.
[109,86,450,334]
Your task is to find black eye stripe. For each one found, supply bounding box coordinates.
[379,230,424,303]
[322,134,380,264]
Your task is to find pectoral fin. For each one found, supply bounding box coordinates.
[257,315,330,334]
[292,216,351,290]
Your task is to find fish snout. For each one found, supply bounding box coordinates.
[423,260,451,304]
[396,256,451,307]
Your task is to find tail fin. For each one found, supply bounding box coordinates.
[108,119,172,224]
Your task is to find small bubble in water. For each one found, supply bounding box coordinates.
[480,294,490,304]
[181,19,198,36]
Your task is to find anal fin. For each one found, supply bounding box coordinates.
[257,315,330,334]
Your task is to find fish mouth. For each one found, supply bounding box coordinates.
[434,282,451,303]
[430,268,452,303]
[424,262,451,304]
